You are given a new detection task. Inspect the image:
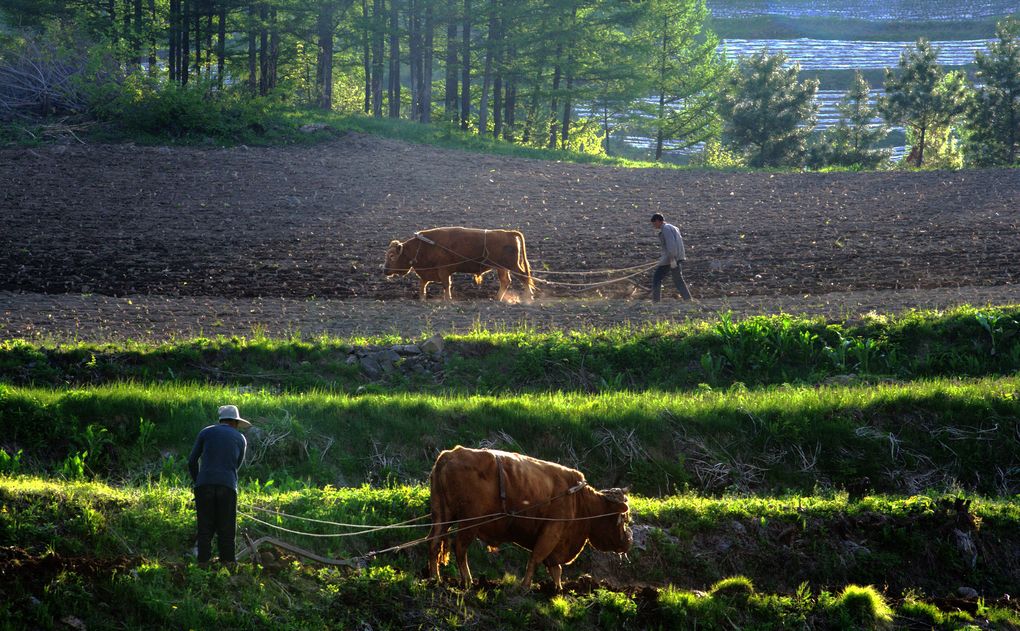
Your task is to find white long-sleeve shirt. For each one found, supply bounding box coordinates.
[657,222,686,265]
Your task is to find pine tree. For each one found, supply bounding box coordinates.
[879,38,967,168]
[812,70,890,169]
[965,17,1020,166]
[637,0,728,161]
[718,50,818,168]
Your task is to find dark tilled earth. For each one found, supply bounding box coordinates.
[1,136,1017,340]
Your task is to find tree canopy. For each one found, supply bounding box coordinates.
[718,50,818,168]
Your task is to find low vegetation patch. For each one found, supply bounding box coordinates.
[1,374,1018,495]
[2,306,1018,393]
[2,476,1018,630]
[2,306,1018,628]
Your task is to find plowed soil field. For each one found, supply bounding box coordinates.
[1,135,1017,339]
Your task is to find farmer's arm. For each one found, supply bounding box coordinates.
[187,433,203,485]
[236,435,247,471]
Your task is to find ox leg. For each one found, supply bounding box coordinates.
[453,530,474,588]
[547,564,564,592]
[419,280,430,301]
[442,275,453,300]
[496,269,511,301]
[521,524,565,589]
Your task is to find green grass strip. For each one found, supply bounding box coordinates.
[3,305,1018,394]
[2,475,1018,623]
[2,374,1018,495]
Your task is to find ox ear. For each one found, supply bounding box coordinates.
[388,240,403,254]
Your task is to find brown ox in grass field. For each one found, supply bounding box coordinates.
[383,227,535,301]
[427,446,632,590]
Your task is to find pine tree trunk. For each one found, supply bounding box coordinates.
[408,0,420,120]
[169,0,178,82]
[362,0,372,113]
[602,103,610,154]
[460,0,471,130]
[248,4,258,94]
[181,0,190,84]
[549,49,562,148]
[123,0,132,67]
[217,5,226,88]
[259,3,269,94]
[422,0,433,123]
[317,4,335,109]
[1008,103,1017,164]
[655,17,668,161]
[268,7,280,91]
[502,44,515,141]
[194,5,202,79]
[148,0,157,75]
[477,0,496,135]
[389,0,400,118]
[917,125,926,167]
[206,11,213,73]
[445,16,458,120]
[655,91,665,160]
[372,0,384,116]
[525,63,545,144]
[134,0,143,68]
[561,69,572,149]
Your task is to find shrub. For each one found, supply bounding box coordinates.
[710,575,756,602]
[830,584,894,629]
[88,75,271,141]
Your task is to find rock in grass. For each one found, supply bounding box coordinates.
[421,334,444,355]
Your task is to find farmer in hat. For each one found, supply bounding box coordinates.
[188,405,250,563]
[649,213,693,302]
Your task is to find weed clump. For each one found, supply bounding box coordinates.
[710,575,756,602]
[830,584,894,629]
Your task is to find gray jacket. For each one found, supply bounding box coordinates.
[658,222,686,265]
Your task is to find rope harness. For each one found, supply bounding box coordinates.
[236,463,622,569]
[394,231,657,291]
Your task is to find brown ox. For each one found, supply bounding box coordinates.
[384,227,535,301]
[428,446,632,590]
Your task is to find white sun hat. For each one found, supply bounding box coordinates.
[217,405,252,430]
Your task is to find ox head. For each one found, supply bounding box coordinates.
[384,239,411,277]
[589,487,633,554]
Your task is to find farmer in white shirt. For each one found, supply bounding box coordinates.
[650,213,693,302]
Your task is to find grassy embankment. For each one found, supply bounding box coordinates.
[2,476,1018,629]
[2,306,1019,629]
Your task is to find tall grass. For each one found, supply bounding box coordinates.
[3,305,1018,393]
[2,374,1018,495]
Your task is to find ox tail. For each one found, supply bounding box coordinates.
[515,232,535,295]
[428,463,452,573]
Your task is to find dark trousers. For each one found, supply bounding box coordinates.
[652,263,692,302]
[194,484,237,562]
